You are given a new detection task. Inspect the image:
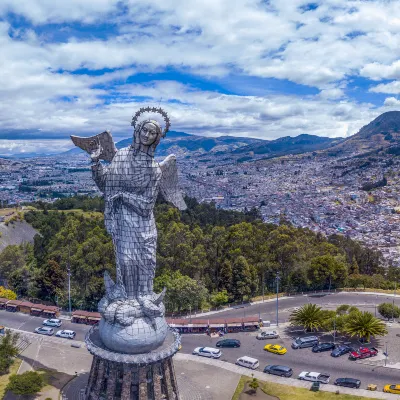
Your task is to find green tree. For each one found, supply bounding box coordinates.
[307,255,348,289]
[210,290,229,307]
[231,256,253,302]
[0,330,20,374]
[378,303,400,320]
[345,311,388,342]
[289,303,326,332]
[6,371,44,395]
[287,268,309,292]
[349,256,360,275]
[248,375,259,393]
[0,244,28,280]
[154,271,209,312]
[218,260,233,293]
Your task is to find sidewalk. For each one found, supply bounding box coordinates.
[175,353,400,399]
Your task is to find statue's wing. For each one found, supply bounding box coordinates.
[159,155,187,210]
[70,130,117,162]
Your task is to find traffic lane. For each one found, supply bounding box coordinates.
[0,310,91,341]
[180,333,400,390]
[191,292,400,320]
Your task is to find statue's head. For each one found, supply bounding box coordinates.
[132,120,163,156]
[131,107,170,157]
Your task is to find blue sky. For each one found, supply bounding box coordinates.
[1,0,400,155]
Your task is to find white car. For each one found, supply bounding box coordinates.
[34,327,54,336]
[192,347,221,359]
[256,330,279,340]
[56,330,76,339]
[298,371,330,384]
[43,319,62,327]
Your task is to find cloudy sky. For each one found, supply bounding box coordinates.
[1,0,400,155]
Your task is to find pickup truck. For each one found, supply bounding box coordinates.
[349,347,378,360]
[298,371,330,384]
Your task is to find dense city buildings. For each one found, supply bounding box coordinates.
[2,144,400,266]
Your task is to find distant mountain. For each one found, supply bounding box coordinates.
[232,134,342,158]
[326,111,400,156]
[116,131,264,156]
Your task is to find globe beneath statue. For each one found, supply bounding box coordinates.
[99,315,169,354]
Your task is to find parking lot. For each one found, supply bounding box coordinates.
[180,327,400,391]
[0,311,91,341]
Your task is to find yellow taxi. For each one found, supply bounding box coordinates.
[263,344,287,355]
[383,384,400,394]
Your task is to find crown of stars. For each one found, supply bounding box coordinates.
[131,107,171,137]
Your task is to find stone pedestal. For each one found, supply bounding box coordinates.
[85,325,180,400]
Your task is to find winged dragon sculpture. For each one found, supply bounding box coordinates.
[71,107,186,353]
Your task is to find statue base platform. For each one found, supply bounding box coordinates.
[85,325,181,400]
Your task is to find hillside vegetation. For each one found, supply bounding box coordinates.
[0,196,397,312]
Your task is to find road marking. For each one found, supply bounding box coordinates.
[31,337,43,371]
[16,315,34,330]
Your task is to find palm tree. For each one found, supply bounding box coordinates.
[289,303,325,331]
[345,311,388,343]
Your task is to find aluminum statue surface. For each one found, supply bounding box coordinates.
[71,107,186,354]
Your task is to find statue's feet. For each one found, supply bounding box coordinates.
[138,295,165,318]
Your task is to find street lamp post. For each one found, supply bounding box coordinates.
[385,341,388,366]
[333,315,336,344]
[67,247,72,315]
[276,272,280,327]
[392,283,397,322]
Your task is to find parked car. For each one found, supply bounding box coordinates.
[298,371,330,384]
[349,347,378,360]
[34,327,54,336]
[216,339,240,348]
[257,330,279,340]
[331,345,353,357]
[55,330,76,339]
[263,344,287,355]
[291,336,319,349]
[383,384,400,394]
[334,378,361,389]
[192,347,221,359]
[236,356,259,370]
[312,342,335,353]
[263,365,293,377]
[43,319,62,327]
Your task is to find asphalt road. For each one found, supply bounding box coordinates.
[0,291,399,391]
[190,292,400,323]
[0,311,91,342]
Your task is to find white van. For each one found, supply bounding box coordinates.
[236,356,259,370]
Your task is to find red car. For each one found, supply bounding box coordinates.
[349,347,378,360]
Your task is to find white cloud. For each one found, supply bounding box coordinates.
[0,0,400,155]
[0,140,72,156]
[361,61,400,81]
[370,81,400,94]
[0,0,120,24]
[384,97,400,107]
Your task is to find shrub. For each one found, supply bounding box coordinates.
[336,304,350,314]
[6,371,44,395]
[378,303,400,320]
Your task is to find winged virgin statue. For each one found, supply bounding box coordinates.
[70,107,186,353]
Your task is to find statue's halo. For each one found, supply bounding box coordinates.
[131,106,170,137]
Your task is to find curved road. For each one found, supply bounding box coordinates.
[2,292,400,392]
